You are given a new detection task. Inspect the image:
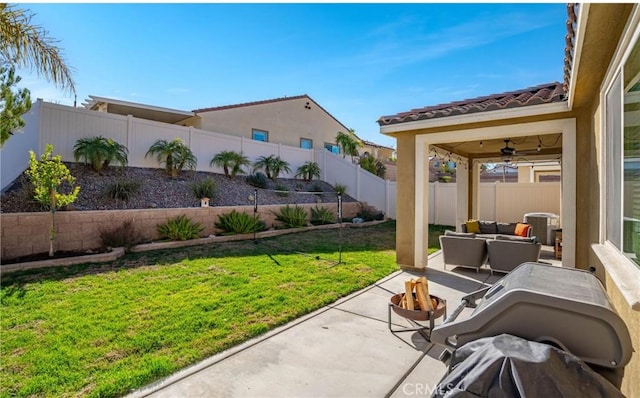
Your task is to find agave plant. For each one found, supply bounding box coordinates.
[210,150,250,179]
[73,136,128,172]
[145,138,197,178]
[295,161,321,182]
[253,155,291,180]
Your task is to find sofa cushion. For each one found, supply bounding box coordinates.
[515,222,531,237]
[445,230,476,238]
[495,234,535,243]
[478,221,498,234]
[496,222,517,235]
[465,220,481,234]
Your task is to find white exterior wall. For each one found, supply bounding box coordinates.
[1,100,42,191]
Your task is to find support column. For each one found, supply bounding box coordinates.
[456,159,469,231]
[469,161,481,219]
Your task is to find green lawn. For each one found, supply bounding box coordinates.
[0,221,451,397]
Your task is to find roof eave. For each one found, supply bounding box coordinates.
[380,101,570,135]
[567,3,589,110]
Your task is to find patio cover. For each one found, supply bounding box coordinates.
[82,95,196,125]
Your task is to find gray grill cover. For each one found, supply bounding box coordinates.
[432,334,623,398]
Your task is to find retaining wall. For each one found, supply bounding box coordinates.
[1,202,362,261]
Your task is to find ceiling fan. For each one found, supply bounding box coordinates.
[499,139,540,162]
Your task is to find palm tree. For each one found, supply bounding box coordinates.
[253,155,291,180]
[335,129,362,161]
[295,161,321,182]
[145,138,198,178]
[210,150,250,179]
[73,136,128,172]
[0,4,76,94]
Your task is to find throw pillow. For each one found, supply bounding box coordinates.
[465,220,481,234]
[478,221,498,234]
[497,222,517,235]
[514,223,530,237]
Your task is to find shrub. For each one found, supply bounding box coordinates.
[210,151,250,179]
[191,177,216,199]
[274,183,289,197]
[99,220,145,250]
[310,206,335,226]
[273,205,308,229]
[253,155,291,180]
[157,215,204,241]
[73,136,128,172]
[215,210,266,235]
[295,161,321,182]
[246,172,268,189]
[333,183,347,196]
[356,203,385,222]
[358,155,386,178]
[145,138,197,178]
[105,178,140,201]
[310,182,324,194]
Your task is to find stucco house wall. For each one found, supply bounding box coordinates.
[195,96,348,152]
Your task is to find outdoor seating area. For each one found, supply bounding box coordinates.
[439,227,543,274]
[131,247,562,397]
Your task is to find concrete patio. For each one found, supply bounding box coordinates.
[129,247,561,398]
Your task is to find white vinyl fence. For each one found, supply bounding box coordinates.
[2,100,561,223]
[428,181,561,226]
[1,100,398,218]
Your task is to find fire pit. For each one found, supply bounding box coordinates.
[390,293,446,321]
[387,276,447,338]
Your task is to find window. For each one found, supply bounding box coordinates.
[605,34,640,267]
[622,37,640,266]
[325,143,339,154]
[252,129,268,142]
[300,138,313,149]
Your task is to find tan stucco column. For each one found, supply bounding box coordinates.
[456,159,469,231]
[470,161,481,219]
[396,134,421,269]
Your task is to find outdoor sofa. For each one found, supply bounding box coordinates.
[440,229,541,274]
[460,220,533,239]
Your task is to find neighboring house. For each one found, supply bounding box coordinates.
[84,94,394,162]
[378,4,639,395]
[192,95,394,161]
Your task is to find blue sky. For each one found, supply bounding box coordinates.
[18,3,568,148]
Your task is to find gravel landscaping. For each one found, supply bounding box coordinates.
[0,163,357,213]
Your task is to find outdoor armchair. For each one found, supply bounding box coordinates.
[439,233,488,272]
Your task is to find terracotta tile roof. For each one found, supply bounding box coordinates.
[377,82,566,126]
[564,3,579,94]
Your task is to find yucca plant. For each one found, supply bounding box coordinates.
[333,183,347,196]
[295,161,321,182]
[246,172,268,188]
[253,155,291,180]
[215,210,266,235]
[145,138,197,178]
[157,215,204,241]
[191,177,216,199]
[73,136,128,172]
[274,182,290,197]
[272,205,308,229]
[210,151,250,179]
[310,206,335,226]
